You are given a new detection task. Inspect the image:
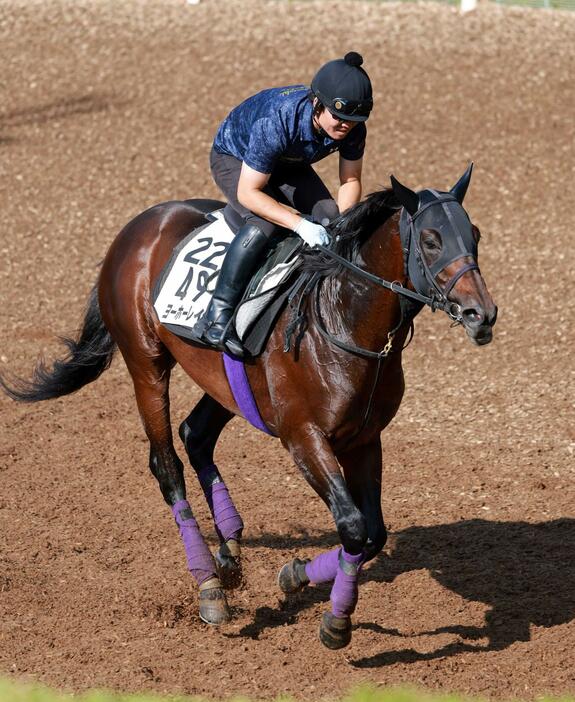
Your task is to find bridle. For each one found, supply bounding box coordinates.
[309,190,481,360]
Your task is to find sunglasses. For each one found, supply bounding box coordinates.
[327,97,373,118]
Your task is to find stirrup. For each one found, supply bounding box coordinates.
[200,299,233,348]
[222,329,247,359]
[203,320,228,348]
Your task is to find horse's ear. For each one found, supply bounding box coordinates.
[450,163,474,204]
[390,175,419,216]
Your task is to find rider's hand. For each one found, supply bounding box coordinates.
[294,218,330,247]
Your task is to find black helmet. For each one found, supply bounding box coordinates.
[311,52,373,122]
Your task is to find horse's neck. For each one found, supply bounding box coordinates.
[358,216,405,284]
[322,217,406,348]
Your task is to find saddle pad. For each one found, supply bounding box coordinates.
[153,212,303,348]
[153,211,234,340]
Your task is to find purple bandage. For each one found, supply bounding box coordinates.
[171,499,217,586]
[330,549,364,618]
[197,465,243,543]
[305,547,340,584]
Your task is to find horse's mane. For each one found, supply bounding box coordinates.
[301,188,400,275]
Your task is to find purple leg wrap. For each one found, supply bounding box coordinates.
[197,465,243,543]
[305,546,340,584]
[330,549,364,618]
[172,499,217,586]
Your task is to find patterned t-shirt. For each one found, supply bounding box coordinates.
[213,85,366,173]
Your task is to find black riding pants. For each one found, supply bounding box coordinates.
[209,147,339,238]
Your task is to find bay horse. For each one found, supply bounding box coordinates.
[0,166,497,649]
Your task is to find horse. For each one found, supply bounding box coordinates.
[0,166,497,649]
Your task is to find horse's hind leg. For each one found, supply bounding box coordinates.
[126,353,230,625]
[179,394,244,588]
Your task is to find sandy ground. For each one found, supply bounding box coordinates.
[0,0,574,700]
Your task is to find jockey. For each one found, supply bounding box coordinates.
[201,51,373,357]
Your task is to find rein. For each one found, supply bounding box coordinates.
[284,195,479,378]
[311,279,413,436]
[315,243,463,323]
[312,278,413,361]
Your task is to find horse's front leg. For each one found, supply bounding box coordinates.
[338,439,387,564]
[281,428,368,648]
[280,438,386,585]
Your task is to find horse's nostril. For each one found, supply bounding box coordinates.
[462,308,483,325]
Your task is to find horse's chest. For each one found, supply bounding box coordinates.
[312,359,405,437]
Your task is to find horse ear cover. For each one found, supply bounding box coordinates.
[390,175,419,216]
[450,163,474,204]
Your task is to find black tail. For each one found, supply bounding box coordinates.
[0,284,116,403]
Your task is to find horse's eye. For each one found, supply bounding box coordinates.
[421,229,442,251]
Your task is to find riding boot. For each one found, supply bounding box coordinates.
[202,224,269,357]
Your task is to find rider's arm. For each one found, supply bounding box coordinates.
[337,156,363,213]
[237,162,303,231]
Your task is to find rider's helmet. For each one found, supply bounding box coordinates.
[311,52,373,122]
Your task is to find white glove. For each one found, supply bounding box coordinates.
[294,218,330,247]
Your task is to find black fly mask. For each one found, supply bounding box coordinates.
[392,164,479,318]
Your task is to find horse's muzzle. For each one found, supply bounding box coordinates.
[462,304,498,345]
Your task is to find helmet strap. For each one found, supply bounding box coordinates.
[311,98,327,137]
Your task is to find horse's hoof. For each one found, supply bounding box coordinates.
[319,612,352,649]
[278,558,310,594]
[215,540,243,589]
[198,584,231,625]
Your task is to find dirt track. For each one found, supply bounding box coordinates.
[1,0,574,699]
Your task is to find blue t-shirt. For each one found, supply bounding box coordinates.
[213,85,366,174]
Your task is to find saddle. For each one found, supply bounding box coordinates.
[153,209,305,357]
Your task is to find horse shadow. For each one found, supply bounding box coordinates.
[0,93,122,144]
[237,518,575,663]
[351,518,575,666]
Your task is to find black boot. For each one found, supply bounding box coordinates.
[202,224,269,357]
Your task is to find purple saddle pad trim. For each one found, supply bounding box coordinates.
[223,353,275,436]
